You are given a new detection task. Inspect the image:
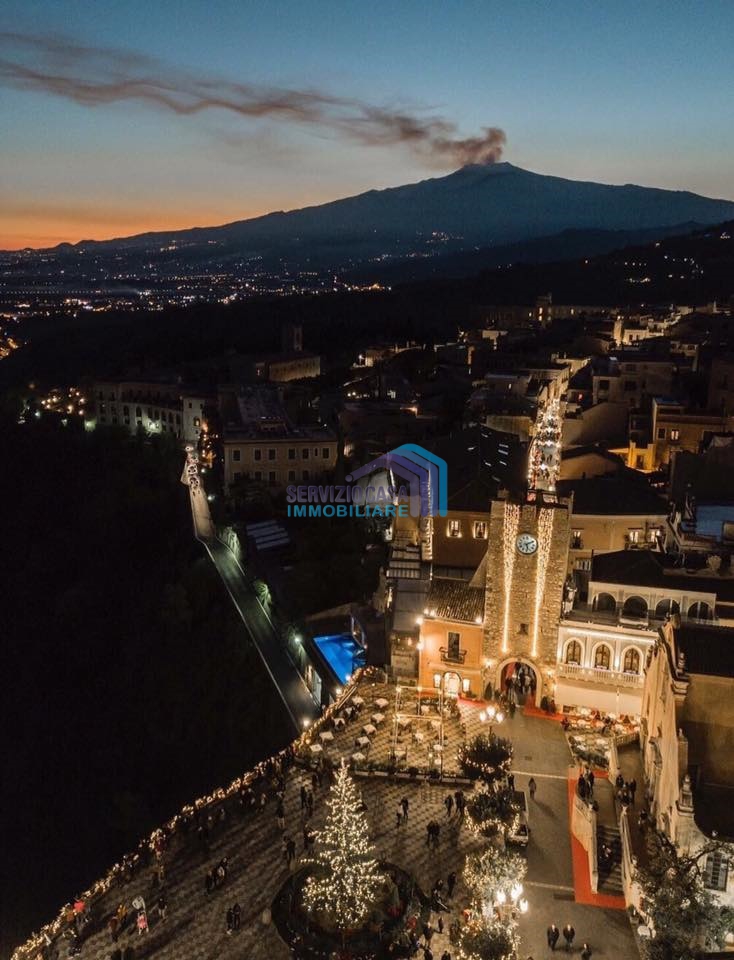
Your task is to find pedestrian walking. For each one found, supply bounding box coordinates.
[396,802,403,828]
[157,894,167,922]
[447,871,457,898]
[276,800,285,831]
[508,772,515,791]
[444,794,454,818]
[437,916,444,934]
[226,907,234,936]
[562,924,575,951]
[581,943,592,960]
[629,778,637,805]
[547,923,559,950]
[136,911,148,936]
[441,952,451,960]
[587,769,595,796]
[528,777,537,800]
[401,797,410,820]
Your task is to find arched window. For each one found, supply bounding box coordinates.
[655,598,680,619]
[135,406,142,419]
[594,593,616,612]
[622,595,648,618]
[565,640,583,665]
[688,601,711,621]
[594,644,611,670]
[622,648,641,674]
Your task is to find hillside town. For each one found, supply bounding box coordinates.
[11,291,734,960]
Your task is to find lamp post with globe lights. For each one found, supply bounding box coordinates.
[479,703,505,737]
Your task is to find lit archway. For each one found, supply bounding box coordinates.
[492,657,541,707]
[443,671,461,697]
[622,647,641,674]
[593,643,612,670]
[564,639,583,665]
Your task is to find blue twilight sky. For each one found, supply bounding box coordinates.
[1,0,733,247]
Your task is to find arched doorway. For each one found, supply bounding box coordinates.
[443,671,461,697]
[491,658,540,706]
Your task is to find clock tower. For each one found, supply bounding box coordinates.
[482,496,571,703]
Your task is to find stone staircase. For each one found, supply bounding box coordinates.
[596,823,624,895]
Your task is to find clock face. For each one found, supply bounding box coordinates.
[516,533,538,556]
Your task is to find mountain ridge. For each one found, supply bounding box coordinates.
[8,164,734,283]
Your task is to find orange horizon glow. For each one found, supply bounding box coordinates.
[0,207,273,251]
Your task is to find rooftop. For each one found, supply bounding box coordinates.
[221,386,335,442]
[591,550,734,601]
[557,470,668,516]
[425,578,485,624]
[675,623,734,678]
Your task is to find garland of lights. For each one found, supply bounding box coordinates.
[456,915,517,960]
[501,504,520,654]
[457,847,527,960]
[302,760,382,930]
[531,506,555,658]
[457,732,513,784]
[466,785,520,838]
[11,667,381,960]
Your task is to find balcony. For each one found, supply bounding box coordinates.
[440,646,467,664]
[557,662,643,686]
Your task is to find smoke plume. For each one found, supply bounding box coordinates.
[0,31,506,167]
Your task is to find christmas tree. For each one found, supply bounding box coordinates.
[303,760,382,930]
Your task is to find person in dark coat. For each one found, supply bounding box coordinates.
[447,871,457,898]
[547,924,560,950]
[563,924,575,951]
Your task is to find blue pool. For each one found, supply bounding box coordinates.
[313,634,366,685]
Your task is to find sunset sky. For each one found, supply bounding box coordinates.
[1,0,733,249]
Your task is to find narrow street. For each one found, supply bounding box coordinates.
[204,538,319,732]
[183,451,319,734]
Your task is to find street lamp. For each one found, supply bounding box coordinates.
[479,703,505,736]
[490,882,529,921]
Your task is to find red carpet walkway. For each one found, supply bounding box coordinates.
[566,775,626,909]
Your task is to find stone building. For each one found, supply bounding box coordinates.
[482,496,571,705]
[640,619,734,909]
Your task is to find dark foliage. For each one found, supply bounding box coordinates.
[0,417,292,953]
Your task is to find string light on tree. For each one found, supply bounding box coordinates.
[303,760,381,931]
